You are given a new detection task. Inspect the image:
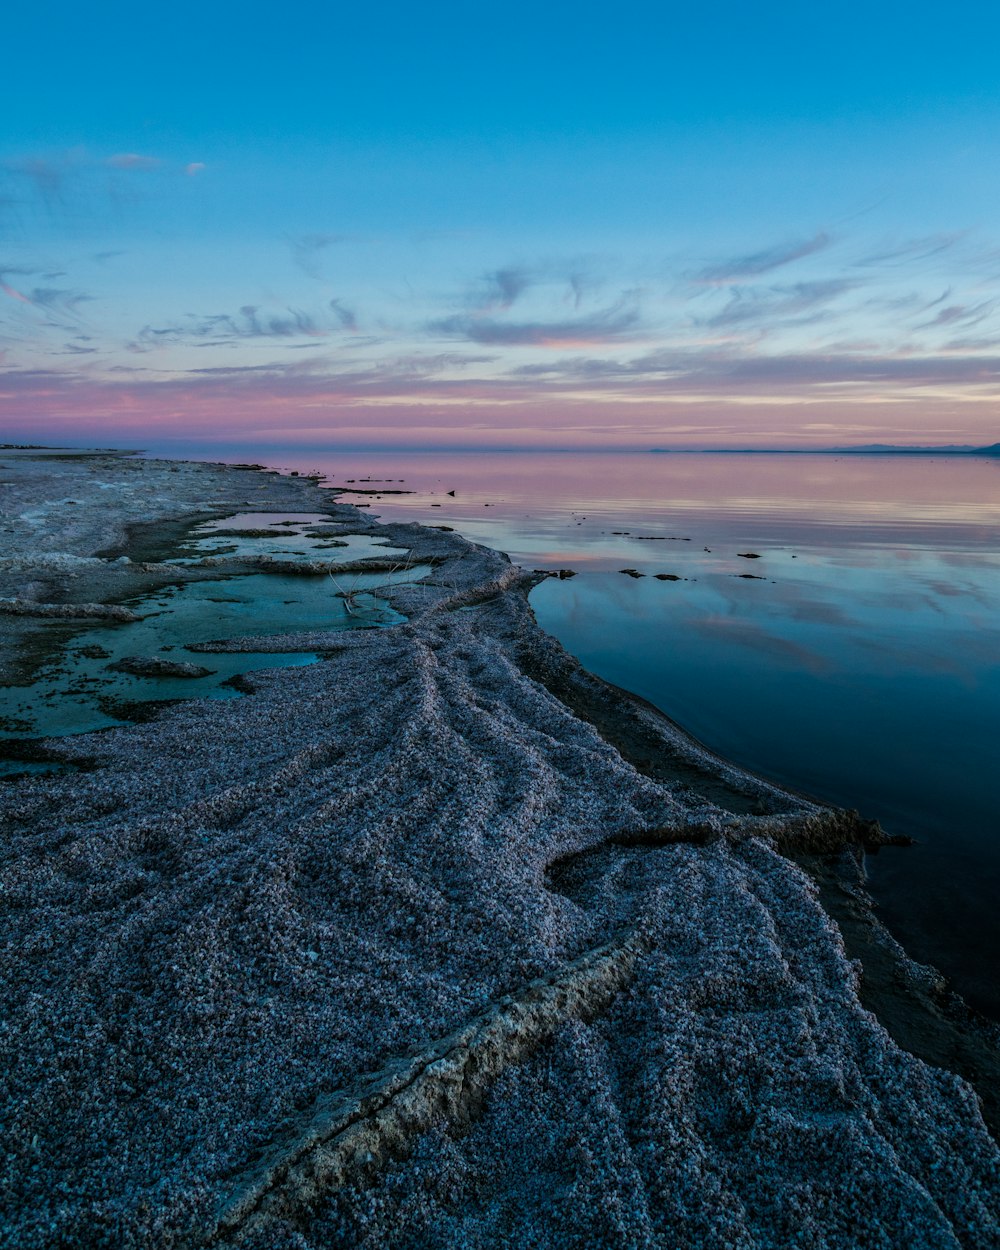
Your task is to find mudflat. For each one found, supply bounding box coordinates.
[1,451,997,1248]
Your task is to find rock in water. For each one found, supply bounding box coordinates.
[109,655,216,678]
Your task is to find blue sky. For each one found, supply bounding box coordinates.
[3,1,1000,448]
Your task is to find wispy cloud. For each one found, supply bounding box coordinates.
[26,287,95,321]
[916,300,996,331]
[703,279,860,330]
[53,342,99,355]
[287,233,352,278]
[432,294,641,346]
[692,232,832,285]
[0,272,94,325]
[511,345,1000,392]
[855,233,964,268]
[472,267,532,312]
[2,148,203,226]
[5,153,79,201]
[128,299,360,351]
[0,281,33,305]
[106,153,161,171]
[329,299,358,330]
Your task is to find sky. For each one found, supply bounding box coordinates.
[3,1,1000,451]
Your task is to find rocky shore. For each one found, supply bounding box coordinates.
[1,451,997,1248]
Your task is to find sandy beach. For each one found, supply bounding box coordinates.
[1,450,997,1248]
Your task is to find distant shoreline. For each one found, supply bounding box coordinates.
[5,442,999,460]
[649,443,1000,456]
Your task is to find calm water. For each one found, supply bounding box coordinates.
[182,450,1000,1014]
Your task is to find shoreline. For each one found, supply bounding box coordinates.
[1,450,997,1247]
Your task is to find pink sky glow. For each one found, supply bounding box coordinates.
[3,357,998,450]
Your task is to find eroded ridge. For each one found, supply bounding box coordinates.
[214,931,644,1243]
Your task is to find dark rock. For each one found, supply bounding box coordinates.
[77,644,112,659]
[109,656,216,679]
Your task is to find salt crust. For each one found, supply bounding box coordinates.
[0,454,997,1248]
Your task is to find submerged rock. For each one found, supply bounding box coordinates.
[77,644,112,659]
[0,597,141,622]
[109,655,216,678]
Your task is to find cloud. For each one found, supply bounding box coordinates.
[432,295,641,347]
[916,300,996,331]
[0,276,93,323]
[508,344,1000,392]
[2,147,189,224]
[287,233,351,278]
[6,154,76,200]
[0,281,32,305]
[567,272,589,310]
[855,233,964,268]
[106,153,161,171]
[238,305,323,338]
[473,267,532,312]
[944,336,1000,351]
[693,232,832,284]
[3,343,999,453]
[329,299,358,331]
[128,299,362,351]
[184,162,206,177]
[178,350,494,383]
[28,287,95,317]
[703,279,860,330]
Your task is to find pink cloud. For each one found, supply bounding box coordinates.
[1,282,32,304]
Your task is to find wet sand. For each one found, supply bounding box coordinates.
[1,451,997,1248]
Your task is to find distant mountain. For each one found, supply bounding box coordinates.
[649,443,1000,456]
[834,443,1000,455]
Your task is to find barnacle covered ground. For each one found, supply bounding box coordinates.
[0,452,996,1248]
